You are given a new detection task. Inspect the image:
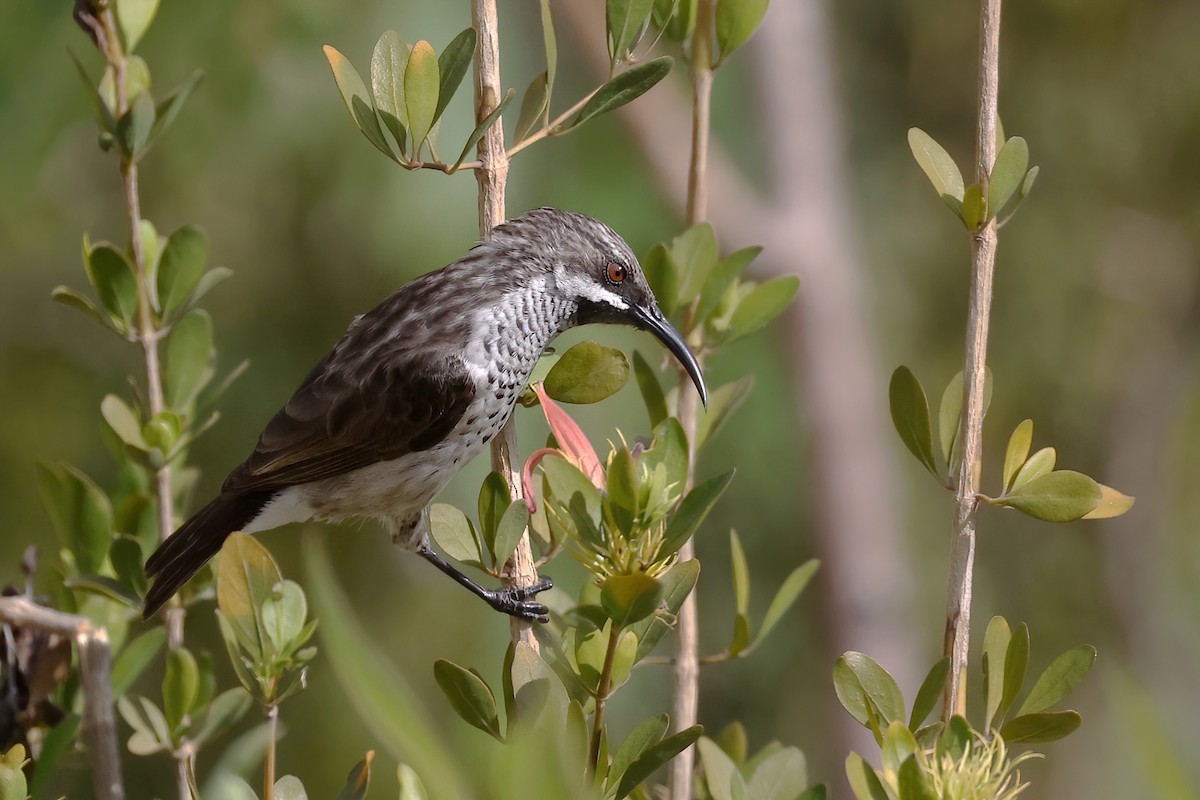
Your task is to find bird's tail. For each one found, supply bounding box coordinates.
[142,490,274,620]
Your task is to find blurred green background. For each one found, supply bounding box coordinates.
[2,0,1198,796]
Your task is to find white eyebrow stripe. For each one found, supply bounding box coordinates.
[555,269,629,309]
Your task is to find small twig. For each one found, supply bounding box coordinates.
[505,88,601,160]
[470,0,543,654]
[263,705,279,799]
[943,0,1003,720]
[588,625,623,775]
[0,597,124,800]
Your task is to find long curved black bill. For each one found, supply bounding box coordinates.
[632,304,707,408]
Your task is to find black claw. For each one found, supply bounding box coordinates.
[485,578,554,623]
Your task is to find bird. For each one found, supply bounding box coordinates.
[141,207,706,623]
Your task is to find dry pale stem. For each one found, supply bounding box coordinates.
[470,0,541,652]
[943,0,1002,719]
[669,1,716,797]
[263,705,279,799]
[0,598,124,800]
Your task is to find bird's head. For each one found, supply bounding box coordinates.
[495,208,707,408]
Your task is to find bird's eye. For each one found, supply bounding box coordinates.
[606,263,627,285]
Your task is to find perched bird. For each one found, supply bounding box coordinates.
[142,208,706,622]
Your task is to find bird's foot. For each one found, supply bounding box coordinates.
[483,577,554,623]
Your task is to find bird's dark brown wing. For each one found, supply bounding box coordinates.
[222,353,476,493]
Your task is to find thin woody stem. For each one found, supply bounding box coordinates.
[471,0,542,653]
[943,0,1002,720]
[669,1,715,796]
[588,625,623,775]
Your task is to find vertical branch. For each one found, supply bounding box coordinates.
[943,0,1002,719]
[669,1,715,796]
[471,0,541,652]
[263,705,279,800]
[588,626,622,775]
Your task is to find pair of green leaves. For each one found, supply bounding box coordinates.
[908,127,1038,230]
[118,671,250,757]
[984,418,1134,522]
[325,29,476,167]
[889,365,991,488]
[696,733,821,800]
[429,472,530,575]
[216,534,317,706]
[718,533,818,661]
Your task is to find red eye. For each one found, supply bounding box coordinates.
[606,263,627,284]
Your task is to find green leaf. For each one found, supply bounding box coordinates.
[335,752,374,800]
[746,559,818,654]
[101,394,146,450]
[797,787,828,800]
[429,503,484,567]
[70,53,116,135]
[396,764,429,800]
[112,628,166,696]
[697,376,754,447]
[191,687,252,746]
[51,285,113,331]
[539,0,557,107]
[845,753,889,800]
[632,351,669,428]
[36,462,112,574]
[433,660,502,740]
[672,223,719,308]
[110,534,147,596]
[544,341,630,404]
[907,128,964,203]
[999,622,1029,724]
[1002,419,1034,493]
[616,725,703,798]
[999,470,1103,522]
[1009,446,1055,492]
[304,537,464,799]
[64,574,140,607]
[478,471,510,559]
[629,559,700,661]
[641,243,679,318]
[961,183,987,229]
[833,652,905,729]
[936,715,971,763]
[85,243,138,329]
[157,225,209,319]
[982,615,1011,731]
[696,246,760,326]
[988,136,1029,217]
[372,31,411,152]
[889,367,939,479]
[324,45,398,162]
[1082,484,1136,519]
[909,658,949,729]
[715,0,770,64]
[607,713,668,792]
[145,70,204,152]
[492,501,530,566]
[608,0,655,62]
[725,276,799,343]
[999,711,1082,743]
[261,579,307,655]
[661,471,734,556]
[452,88,515,171]
[1018,645,1097,715]
[572,57,673,128]
[166,309,214,410]
[116,90,156,161]
[729,530,750,616]
[601,573,663,626]
[746,747,807,800]
[881,721,917,779]
[404,40,440,154]
[514,72,549,143]
[163,646,199,733]
[28,714,80,799]
[897,755,936,800]
[115,0,159,53]
[216,533,282,660]
[698,736,746,800]
[436,28,477,126]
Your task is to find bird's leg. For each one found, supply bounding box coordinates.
[416,544,553,623]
